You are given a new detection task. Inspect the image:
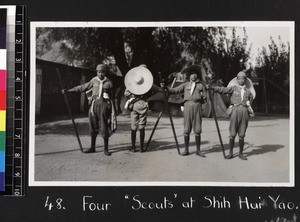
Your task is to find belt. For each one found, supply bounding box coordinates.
[94,96,110,101]
[90,97,109,115]
[232,103,247,107]
[185,100,202,104]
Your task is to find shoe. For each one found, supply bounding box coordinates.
[238,154,247,160]
[225,138,234,159]
[181,150,189,156]
[195,134,205,157]
[83,148,95,153]
[182,135,189,156]
[140,128,145,153]
[104,137,111,156]
[239,138,247,160]
[225,154,233,159]
[130,130,136,152]
[84,135,97,154]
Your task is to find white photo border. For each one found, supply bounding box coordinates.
[29,21,295,187]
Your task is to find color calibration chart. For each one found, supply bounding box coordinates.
[0,5,26,196]
[0,8,7,193]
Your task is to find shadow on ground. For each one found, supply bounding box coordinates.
[36,149,80,156]
[35,121,163,136]
[244,144,285,157]
[145,140,209,154]
[36,140,213,156]
[199,142,285,159]
[35,137,285,158]
[35,120,229,137]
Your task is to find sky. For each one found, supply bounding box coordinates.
[241,27,290,64]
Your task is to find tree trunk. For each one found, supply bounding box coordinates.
[107,28,130,76]
[130,28,158,76]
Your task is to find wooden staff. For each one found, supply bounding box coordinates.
[145,78,177,151]
[146,75,180,155]
[207,80,226,158]
[56,68,83,153]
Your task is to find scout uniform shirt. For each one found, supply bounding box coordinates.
[168,80,207,135]
[213,85,253,138]
[68,76,113,102]
[213,85,253,107]
[169,80,206,103]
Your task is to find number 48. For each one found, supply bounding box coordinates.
[44,196,66,211]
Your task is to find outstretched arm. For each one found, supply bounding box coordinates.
[151,84,164,93]
[212,86,234,94]
[64,81,93,93]
[168,83,185,94]
[124,88,132,97]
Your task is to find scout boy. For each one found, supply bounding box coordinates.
[211,71,255,160]
[167,66,207,157]
[124,65,162,153]
[62,64,117,156]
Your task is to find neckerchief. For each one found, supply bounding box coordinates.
[96,76,107,98]
[239,85,246,102]
[191,81,196,95]
[90,76,107,115]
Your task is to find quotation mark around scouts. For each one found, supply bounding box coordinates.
[125,194,196,210]
[127,194,175,210]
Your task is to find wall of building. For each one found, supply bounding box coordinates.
[35,59,95,118]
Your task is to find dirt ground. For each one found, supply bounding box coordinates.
[33,113,291,185]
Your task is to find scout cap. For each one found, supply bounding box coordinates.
[181,65,203,81]
[96,64,108,72]
[237,71,247,78]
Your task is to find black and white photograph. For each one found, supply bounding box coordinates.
[29,22,294,186]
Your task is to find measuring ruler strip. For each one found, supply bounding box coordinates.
[12,5,25,196]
